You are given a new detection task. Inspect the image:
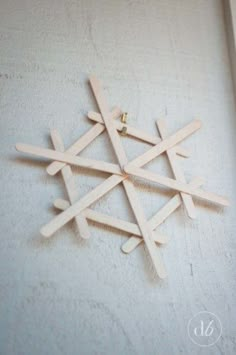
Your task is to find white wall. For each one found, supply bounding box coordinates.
[0,0,236,354]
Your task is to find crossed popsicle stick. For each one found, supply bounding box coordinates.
[16,76,229,279]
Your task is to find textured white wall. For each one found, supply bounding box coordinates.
[0,0,236,354]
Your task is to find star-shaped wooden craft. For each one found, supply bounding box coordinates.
[15,76,229,279]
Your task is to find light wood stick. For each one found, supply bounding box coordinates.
[40,174,126,237]
[125,165,229,206]
[54,198,167,244]
[89,75,167,278]
[88,111,190,158]
[122,179,167,278]
[89,76,128,168]
[126,119,202,168]
[53,198,71,209]
[121,177,204,253]
[156,119,196,219]
[50,129,90,239]
[47,107,122,176]
[16,143,122,175]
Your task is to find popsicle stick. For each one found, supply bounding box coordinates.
[123,179,167,278]
[88,111,190,158]
[125,165,229,206]
[121,177,204,253]
[16,143,122,176]
[54,198,167,244]
[156,119,196,219]
[40,174,126,238]
[54,198,71,210]
[85,208,167,243]
[126,119,201,168]
[50,129,90,239]
[89,75,167,278]
[47,107,122,176]
[89,76,128,167]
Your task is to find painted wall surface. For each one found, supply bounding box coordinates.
[0,0,235,354]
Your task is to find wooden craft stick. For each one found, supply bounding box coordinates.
[54,198,72,210]
[40,174,126,238]
[126,119,201,168]
[16,143,122,176]
[121,177,204,253]
[156,119,196,219]
[50,129,90,239]
[88,111,190,158]
[89,75,167,278]
[125,165,229,206]
[47,107,122,176]
[89,76,128,167]
[54,198,167,244]
[122,179,167,278]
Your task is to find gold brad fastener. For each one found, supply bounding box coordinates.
[120,112,128,136]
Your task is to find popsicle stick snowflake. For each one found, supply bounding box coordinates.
[16,76,229,279]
